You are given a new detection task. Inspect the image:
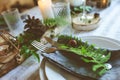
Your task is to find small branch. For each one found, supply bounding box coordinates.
[0,32,19,52]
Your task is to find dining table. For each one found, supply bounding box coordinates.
[0,0,120,80]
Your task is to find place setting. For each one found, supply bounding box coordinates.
[38,35,120,80]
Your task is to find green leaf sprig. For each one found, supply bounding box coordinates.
[43,17,69,38]
[17,33,40,62]
[43,17,69,28]
[16,15,49,62]
[57,35,111,76]
[71,5,92,15]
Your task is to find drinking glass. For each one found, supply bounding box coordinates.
[52,2,71,26]
[1,8,23,36]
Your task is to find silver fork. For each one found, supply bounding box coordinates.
[31,40,47,52]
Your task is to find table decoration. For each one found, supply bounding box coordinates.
[72,13,100,31]
[38,0,71,37]
[17,15,69,62]
[17,15,50,62]
[0,15,51,77]
[0,31,21,77]
[38,0,54,19]
[71,0,100,31]
[43,18,67,39]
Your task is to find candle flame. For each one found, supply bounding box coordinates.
[103,0,106,4]
[40,0,45,1]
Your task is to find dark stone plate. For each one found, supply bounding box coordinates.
[41,50,120,80]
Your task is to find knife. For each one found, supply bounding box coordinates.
[44,36,60,48]
[44,36,71,52]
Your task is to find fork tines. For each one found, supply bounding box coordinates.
[31,40,46,52]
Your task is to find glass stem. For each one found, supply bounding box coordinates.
[83,0,86,16]
[81,0,87,24]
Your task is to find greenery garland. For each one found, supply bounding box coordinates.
[57,35,111,76]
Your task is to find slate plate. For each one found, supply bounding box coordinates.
[41,50,120,80]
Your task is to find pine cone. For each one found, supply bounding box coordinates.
[23,15,48,38]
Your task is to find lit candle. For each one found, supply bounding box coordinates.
[38,0,54,19]
[102,0,107,7]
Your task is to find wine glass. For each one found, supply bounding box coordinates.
[82,0,86,16]
[80,0,87,24]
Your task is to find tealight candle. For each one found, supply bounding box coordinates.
[38,0,54,19]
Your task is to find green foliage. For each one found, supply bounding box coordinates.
[19,15,70,62]
[57,35,111,76]
[17,33,40,62]
[16,15,48,62]
[43,17,69,28]
[55,17,69,26]
[71,5,92,15]
[44,18,57,29]
[20,45,39,62]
